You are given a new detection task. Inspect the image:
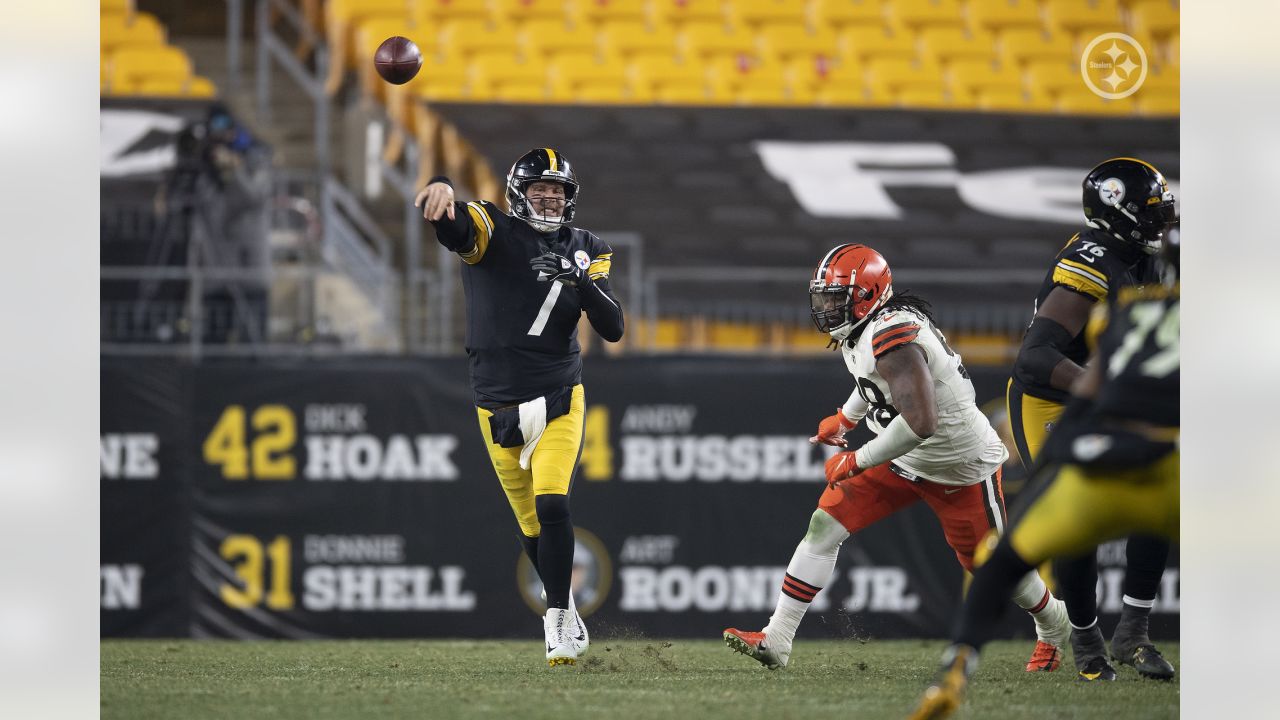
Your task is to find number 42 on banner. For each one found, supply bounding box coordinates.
[203,405,297,480]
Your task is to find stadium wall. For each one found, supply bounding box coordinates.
[102,357,1178,640]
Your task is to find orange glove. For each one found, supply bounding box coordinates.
[810,408,857,447]
[824,451,863,487]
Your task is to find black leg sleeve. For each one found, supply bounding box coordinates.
[534,494,574,610]
[1122,534,1170,602]
[1054,552,1099,627]
[952,538,1035,651]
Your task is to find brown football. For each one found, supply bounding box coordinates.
[374,36,422,85]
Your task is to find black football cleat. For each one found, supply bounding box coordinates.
[1076,655,1118,682]
[1113,642,1176,681]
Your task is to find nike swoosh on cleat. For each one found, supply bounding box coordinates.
[574,632,585,642]
[1080,672,1102,680]
[547,643,554,653]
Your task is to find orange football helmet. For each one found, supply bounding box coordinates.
[809,244,894,335]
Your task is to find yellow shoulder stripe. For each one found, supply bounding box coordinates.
[587,257,612,279]
[1052,264,1107,301]
[461,202,494,265]
[1058,257,1109,284]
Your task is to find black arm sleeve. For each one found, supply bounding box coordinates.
[579,278,625,342]
[424,175,477,254]
[1011,316,1076,388]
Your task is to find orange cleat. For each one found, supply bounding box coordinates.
[1025,640,1063,672]
[723,628,790,669]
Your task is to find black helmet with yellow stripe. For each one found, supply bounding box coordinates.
[506,147,579,233]
[1082,157,1177,254]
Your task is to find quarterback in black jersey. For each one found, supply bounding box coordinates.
[910,228,1181,720]
[415,148,623,667]
[1005,157,1176,682]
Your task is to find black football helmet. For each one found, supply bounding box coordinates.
[506,148,579,233]
[1082,157,1178,253]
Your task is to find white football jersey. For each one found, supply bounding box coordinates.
[840,306,1007,486]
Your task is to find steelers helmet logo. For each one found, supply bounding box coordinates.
[517,526,612,617]
[1098,178,1126,207]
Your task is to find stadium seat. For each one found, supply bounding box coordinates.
[1043,0,1123,34]
[729,0,807,28]
[1128,0,1181,38]
[134,75,217,98]
[814,82,869,106]
[975,86,1034,111]
[414,0,489,24]
[788,55,864,99]
[101,0,133,15]
[866,57,945,94]
[599,21,678,60]
[1000,28,1075,66]
[811,0,886,30]
[1135,89,1179,115]
[490,0,567,24]
[470,54,548,101]
[886,0,966,30]
[571,0,647,26]
[919,28,998,63]
[967,0,1043,32]
[521,19,598,60]
[1024,60,1088,94]
[1056,90,1135,115]
[680,21,758,60]
[108,46,193,95]
[548,55,629,102]
[100,11,166,53]
[707,55,790,103]
[838,25,916,63]
[895,85,954,109]
[1166,33,1179,66]
[1139,67,1179,94]
[948,58,1024,95]
[324,0,412,94]
[439,19,522,58]
[757,24,840,63]
[653,79,712,104]
[412,57,472,100]
[649,0,727,27]
[629,56,706,102]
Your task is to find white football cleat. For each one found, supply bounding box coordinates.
[544,608,578,667]
[542,589,588,656]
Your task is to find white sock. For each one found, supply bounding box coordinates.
[1011,570,1049,612]
[1011,570,1069,645]
[763,511,847,647]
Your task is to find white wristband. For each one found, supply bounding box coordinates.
[854,414,927,469]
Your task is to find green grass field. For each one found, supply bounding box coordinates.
[101,638,1178,719]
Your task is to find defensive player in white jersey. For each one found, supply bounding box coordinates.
[723,244,1070,671]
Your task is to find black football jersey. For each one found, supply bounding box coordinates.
[1089,281,1179,427]
[1013,228,1160,404]
[441,200,617,407]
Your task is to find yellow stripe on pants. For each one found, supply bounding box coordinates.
[475,384,585,538]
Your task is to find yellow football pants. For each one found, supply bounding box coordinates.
[1009,450,1180,565]
[476,384,585,538]
[1006,379,1065,468]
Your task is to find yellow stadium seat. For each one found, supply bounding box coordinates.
[100,11,165,53]
[521,19,597,59]
[1043,0,1123,34]
[1025,60,1087,93]
[1136,89,1179,115]
[886,0,965,29]
[439,19,521,58]
[949,58,1023,93]
[490,0,567,24]
[975,86,1034,111]
[896,85,954,109]
[730,0,807,27]
[707,55,788,95]
[571,0,647,26]
[1166,33,1179,67]
[1000,28,1075,65]
[548,55,628,101]
[108,46,192,94]
[653,79,712,104]
[789,54,863,90]
[919,28,997,63]
[838,25,916,63]
[600,21,678,58]
[101,0,133,15]
[866,57,944,94]
[629,56,707,102]
[814,82,869,106]
[680,21,758,59]
[414,0,488,24]
[811,0,885,30]
[355,17,433,100]
[1128,0,1180,38]
[968,0,1043,32]
[650,0,726,27]
[413,57,472,100]
[1056,90,1135,115]
[101,55,109,90]
[1139,67,1179,94]
[324,0,411,94]
[758,24,840,62]
[470,54,548,101]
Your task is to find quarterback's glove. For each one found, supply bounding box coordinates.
[810,408,856,447]
[530,252,584,287]
[824,451,864,488]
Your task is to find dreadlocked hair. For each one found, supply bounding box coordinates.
[880,291,935,324]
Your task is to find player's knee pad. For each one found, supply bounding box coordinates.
[534,493,571,526]
[803,509,849,554]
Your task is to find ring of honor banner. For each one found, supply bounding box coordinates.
[102,357,1178,640]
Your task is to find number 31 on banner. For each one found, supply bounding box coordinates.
[203,405,297,480]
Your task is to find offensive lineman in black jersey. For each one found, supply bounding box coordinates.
[1005,158,1176,680]
[415,148,624,667]
[910,228,1181,720]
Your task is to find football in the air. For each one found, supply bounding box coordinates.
[374,36,423,85]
